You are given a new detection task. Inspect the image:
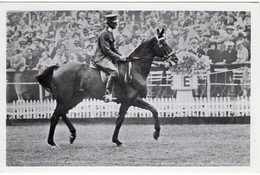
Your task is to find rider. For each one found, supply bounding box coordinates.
[91,14,127,102]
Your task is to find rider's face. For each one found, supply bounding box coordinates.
[108,21,118,29]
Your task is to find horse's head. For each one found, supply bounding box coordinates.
[151,29,178,64]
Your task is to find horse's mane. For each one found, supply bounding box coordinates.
[128,37,157,58]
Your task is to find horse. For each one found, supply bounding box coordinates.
[36,29,178,148]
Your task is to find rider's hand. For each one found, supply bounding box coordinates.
[119,56,127,62]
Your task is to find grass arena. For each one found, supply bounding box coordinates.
[6,120,250,166]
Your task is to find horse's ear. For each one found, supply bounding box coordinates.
[160,29,165,38]
[156,29,160,37]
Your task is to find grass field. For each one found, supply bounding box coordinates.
[6,123,250,166]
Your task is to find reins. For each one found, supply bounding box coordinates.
[123,50,176,63]
[124,56,158,62]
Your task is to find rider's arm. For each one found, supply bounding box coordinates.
[99,32,121,61]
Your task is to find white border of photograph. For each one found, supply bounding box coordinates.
[0,2,259,174]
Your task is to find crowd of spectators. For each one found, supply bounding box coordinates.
[6,10,251,99]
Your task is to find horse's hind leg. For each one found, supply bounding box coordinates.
[61,115,76,144]
[48,113,60,146]
[61,94,84,144]
[47,104,67,146]
[112,103,130,146]
[133,98,161,140]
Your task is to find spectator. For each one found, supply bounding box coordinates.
[227,13,237,26]
[84,33,97,50]
[12,32,21,49]
[31,37,46,58]
[81,28,90,45]
[207,42,222,63]
[188,37,206,57]
[77,12,89,28]
[118,37,131,55]
[165,27,177,51]
[209,30,226,51]
[93,23,102,36]
[237,11,247,30]
[140,25,149,40]
[17,17,31,36]
[55,21,69,45]
[58,44,67,53]
[42,39,50,50]
[169,20,179,31]
[62,32,74,51]
[64,49,78,63]
[56,30,66,48]
[31,20,41,32]
[48,38,57,59]
[6,49,15,69]
[72,39,82,53]
[52,49,63,66]
[25,48,38,70]
[23,27,34,43]
[225,25,237,42]
[128,36,140,53]
[221,41,237,63]
[72,31,81,41]
[17,37,29,56]
[9,51,27,100]
[146,19,157,38]
[177,12,186,27]
[236,40,249,63]
[177,27,189,51]
[36,51,53,73]
[40,16,51,33]
[236,32,250,52]
[200,32,211,53]
[78,47,92,64]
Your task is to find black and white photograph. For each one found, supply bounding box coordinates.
[1,2,260,173]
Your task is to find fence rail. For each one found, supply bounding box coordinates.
[6,97,250,120]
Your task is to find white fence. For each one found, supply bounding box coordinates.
[6,97,250,120]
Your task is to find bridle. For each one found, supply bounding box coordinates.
[124,37,177,64]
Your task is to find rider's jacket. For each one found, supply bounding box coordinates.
[91,27,121,64]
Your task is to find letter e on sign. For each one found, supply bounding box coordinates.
[183,76,191,87]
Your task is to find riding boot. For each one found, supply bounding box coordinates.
[104,76,117,102]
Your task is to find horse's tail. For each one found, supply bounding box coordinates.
[36,65,59,92]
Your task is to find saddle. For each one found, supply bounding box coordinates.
[89,61,133,84]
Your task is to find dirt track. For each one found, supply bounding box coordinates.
[6,123,250,166]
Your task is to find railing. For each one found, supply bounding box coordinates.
[6,63,251,102]
[7,97,250,120]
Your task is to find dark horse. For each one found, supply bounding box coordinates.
[36,29,178,147]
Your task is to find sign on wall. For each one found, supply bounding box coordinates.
[171,74,198,90]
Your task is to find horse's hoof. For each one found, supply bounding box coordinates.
[51,144,61,150]
[113,140,123,146]
[48,139,56,146]
[69,133,76,144]
[153,131,160,141]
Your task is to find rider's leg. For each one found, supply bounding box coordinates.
[96,58,119,102]
[104,74,117,102]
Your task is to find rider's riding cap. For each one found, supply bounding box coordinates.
[105,14,119,23]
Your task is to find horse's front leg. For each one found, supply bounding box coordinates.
[112,103,130,146]
[133,98,160,140]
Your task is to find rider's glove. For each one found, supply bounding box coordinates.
[119,56,127,62]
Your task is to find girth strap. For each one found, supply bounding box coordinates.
[124,62,133,83]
